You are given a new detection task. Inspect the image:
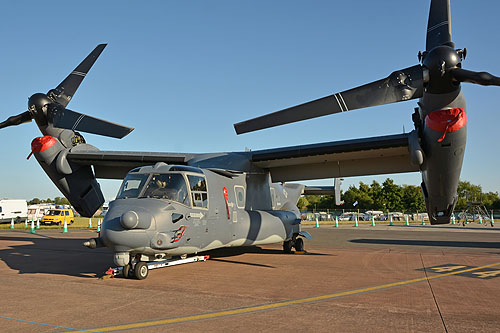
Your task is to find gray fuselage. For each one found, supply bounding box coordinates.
[100,163,302,266]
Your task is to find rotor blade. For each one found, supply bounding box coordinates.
[426,0,453,51]
[47,105,134,139]
[234,65,424,135]
[49,44,107,107]
[451,68,500,86]
[0,111,32,130]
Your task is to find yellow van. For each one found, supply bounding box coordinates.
[41,208,74,225]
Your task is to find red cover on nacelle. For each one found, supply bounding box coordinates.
[425,108,467,142]
[31,136,57,153]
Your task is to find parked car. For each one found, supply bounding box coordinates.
[338,212,357,221]
[349,214,366,221]
[388,212,405,221]
[41,208,74,225]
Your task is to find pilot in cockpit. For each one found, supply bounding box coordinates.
[144,174,188,204]
[153,176,175,199]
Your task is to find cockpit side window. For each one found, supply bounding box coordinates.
[187,175,208,208]
[116,173,149,199]
[141,173,190,206]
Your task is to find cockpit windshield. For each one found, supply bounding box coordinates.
[116,173,149,199]
[141,173,190,205]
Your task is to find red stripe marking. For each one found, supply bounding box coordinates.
[223,187,230,220]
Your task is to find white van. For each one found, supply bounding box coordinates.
[27,203,56,221]
[0,199,28,223]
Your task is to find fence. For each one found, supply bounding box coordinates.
[301,209,500,222]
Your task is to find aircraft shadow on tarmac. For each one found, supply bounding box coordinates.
[204,247,280,268]
[0,232,331,277]
[350,238,500,251]
[0,232,112,278]
[202,246,332,269]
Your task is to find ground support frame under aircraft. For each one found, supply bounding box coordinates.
[100,255,210,280]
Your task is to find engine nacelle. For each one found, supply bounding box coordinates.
[418,90,467,225]
[31,136,104,217]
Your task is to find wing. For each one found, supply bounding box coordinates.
[66,150,197,179]
[250,132,419,182]
[65,133,418,181]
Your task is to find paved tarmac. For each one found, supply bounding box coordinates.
[1,223,500,332]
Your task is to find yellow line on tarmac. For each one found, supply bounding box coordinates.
[76,262,500,332]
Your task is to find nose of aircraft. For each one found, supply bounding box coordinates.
[99,199,157,253]
[120,210,152,229]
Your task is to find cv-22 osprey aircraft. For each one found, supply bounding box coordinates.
[1,0,500,279]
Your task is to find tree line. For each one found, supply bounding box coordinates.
[27,179,500,212]
[28,197,70,205]
[298,179,500,212]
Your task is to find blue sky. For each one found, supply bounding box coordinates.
[1,1,499,202]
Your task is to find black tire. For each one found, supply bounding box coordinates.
[122,264,131,279]
[134,262,149,280]
[283,240,293,254]
[294,238,305,252]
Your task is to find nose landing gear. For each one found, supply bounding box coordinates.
[120,260,148,280]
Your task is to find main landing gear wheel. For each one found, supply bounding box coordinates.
[134,262,149,280]
[294,237,304,252]
[283,240,293,254]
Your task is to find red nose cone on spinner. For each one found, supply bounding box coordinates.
[31,136,57,153]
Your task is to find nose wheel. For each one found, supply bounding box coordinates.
[122,264,131,279]
[134,262,149,280]
[121,259,148,280]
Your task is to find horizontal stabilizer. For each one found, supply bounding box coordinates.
[303,186,335,195]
